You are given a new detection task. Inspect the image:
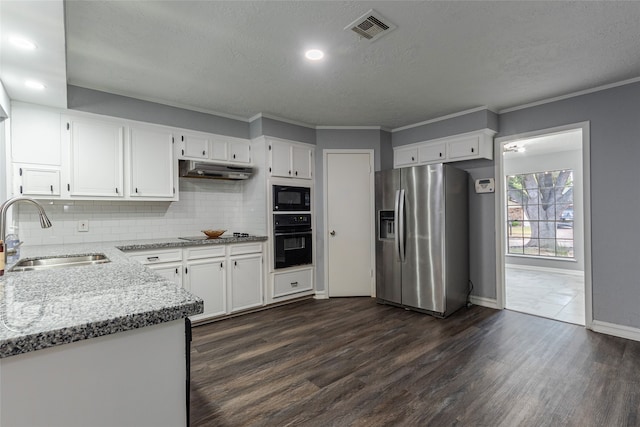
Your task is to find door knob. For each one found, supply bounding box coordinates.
[330,230,336,236]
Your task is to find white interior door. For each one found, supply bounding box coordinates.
[325,150,374,297]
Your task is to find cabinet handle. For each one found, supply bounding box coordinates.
[19,185,23,194]
[146,256,159,262]
[67,183,70,191]
[202,150,206,156]
[233,154,236,159]
[185,267,188,274]
[439,152,442,157]
[295,171,298,176]
[175,268,179,274]
[50,185,54,193]
[19,168,23,176]
[135,188,139,193]
[182,149,185,156]
[220,262,223,269]
[411,156,415,161]
[234,261,237,267]
[288,170,291,175]
[291,281,299,287]
[115,187,119,194]
[471,147,475,153]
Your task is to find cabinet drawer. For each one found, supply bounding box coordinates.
[273,268,313,298]
[129,249,182,265]
[229,243,262,256]
[184,245,226,260]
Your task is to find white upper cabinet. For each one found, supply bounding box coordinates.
[394,146,418,168]
[393,129,496,169]
[14,166,60,197]
[179,132,209,159]
[177,131,252,165]
[10,103,62,166]
[128,125,177,199]
[66,116,125,198]
[268,138,313,180]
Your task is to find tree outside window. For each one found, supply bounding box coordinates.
[507,169,574,258]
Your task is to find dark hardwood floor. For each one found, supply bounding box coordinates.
[190,298,640,426]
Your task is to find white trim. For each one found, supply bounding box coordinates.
[314,291,328,300]
[591,320,640,342]
[391,106,494,133]
[316,125,388,131]
[495,122,593,329]
[323,149,376,298]
[505,263,584,277]
[249,112,316,129]
[469,296,499,310]
[499,76,640,114]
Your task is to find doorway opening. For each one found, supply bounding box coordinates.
[496,124,592,327]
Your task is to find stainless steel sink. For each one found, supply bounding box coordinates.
[9,253,111,272]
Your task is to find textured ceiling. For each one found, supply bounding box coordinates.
[42,1,640,128]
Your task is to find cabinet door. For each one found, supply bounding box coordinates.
[148,262,183,288]
[210,139,228,161]
[269,140,292,177]
[180,133,209,159]
[67,117,124,197]
[394,147,418,168]
[11,103,62,166]
[129,126,175,198]
[185,258,226,320]
[418,143,446,164]
[15,166,60,197]
[291,145,312,179]
[447,136,480,160]
[229,139,251,164]
[229,254,263,312]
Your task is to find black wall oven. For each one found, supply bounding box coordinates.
[273,185,311,212]
[273,214,312,269]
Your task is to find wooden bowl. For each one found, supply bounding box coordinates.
[201,229,226,239]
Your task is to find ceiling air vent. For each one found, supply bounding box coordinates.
[345,9,396,42]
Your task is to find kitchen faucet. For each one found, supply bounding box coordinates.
[0,196,53,263]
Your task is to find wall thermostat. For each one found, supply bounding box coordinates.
[475,178,495,193]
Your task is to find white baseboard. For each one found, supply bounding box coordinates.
[591,320,640,342]
[469,295,499,309]
[314,291,328,300]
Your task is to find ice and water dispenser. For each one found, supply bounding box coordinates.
[379,211,395,240]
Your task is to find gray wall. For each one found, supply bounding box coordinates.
[253,117,316,145]
[315,129,386,292]
[499,81,640,328]
[67,85,249,138]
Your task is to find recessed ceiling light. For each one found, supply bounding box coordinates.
[10,36,37,50]
[25,80,45,90]
[305,49,324,61]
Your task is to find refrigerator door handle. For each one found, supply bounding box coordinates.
[399,189,406,262]
[394,189,401,261]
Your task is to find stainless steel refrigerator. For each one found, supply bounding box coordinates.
[375,163,469,317]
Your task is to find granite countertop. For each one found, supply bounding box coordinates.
[0,235,266,359]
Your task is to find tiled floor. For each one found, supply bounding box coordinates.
[505,265,585,325]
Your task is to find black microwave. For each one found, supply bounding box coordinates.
[273,185,311,211]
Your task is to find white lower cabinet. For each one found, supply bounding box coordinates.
[128,242,265,322]
[185,258,227,321]
[229,254,263,313]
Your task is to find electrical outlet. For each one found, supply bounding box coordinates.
[78,220,89,232]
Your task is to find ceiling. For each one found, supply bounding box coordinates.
[4,1,640,130]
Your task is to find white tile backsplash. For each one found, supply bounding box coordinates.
[13,178,268,245]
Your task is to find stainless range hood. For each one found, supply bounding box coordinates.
[178,160,253,180]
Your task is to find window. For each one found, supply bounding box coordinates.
[506,169,574,258]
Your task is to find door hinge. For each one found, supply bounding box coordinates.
[172,137,174,143]
[269,145,272,151]
[66,122,70,130]
[173,187,176,194]
[19,168,23,176]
